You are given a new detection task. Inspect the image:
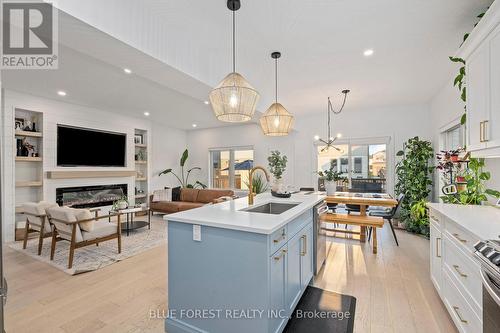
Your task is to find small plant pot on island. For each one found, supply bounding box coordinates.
[271,178,284,193]
[325,181,336,195]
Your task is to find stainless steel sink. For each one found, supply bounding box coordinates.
[241,202,299,215]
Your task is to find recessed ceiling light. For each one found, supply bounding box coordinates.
[314,135,320,141]
[337,133,343,138]
[204,101,209,105]
[192,124,197,128]
[123,68,132,74]
[57,90,66,96]
[363,49,374,57]
[143,112,150,116]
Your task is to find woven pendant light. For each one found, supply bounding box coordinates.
[260,52,294,136]
[209,0,259,123]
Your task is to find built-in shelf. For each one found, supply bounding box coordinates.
[15,130,43,138]
[15,206,24,213]
[46,170,137,179]
[135,144,147,148]
[16,181,43,187]
[15,156,42,162]
[134,194,147,199]
[136,177,147,181]
[135,160,147,164]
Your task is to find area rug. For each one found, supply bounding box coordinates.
[284,286,356,333]
[9,220,166,275]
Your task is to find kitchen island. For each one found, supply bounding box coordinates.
[163,192,325,333]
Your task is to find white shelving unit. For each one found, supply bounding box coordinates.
[134,128,148,214]
[14,108,44,240]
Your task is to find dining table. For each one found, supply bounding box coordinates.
[322,192,398,253]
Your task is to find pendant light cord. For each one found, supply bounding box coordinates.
[275,57,278,105]
[232,10,236,73]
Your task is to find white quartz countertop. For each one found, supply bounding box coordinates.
[428,203,500,240]
[164,192,326,234]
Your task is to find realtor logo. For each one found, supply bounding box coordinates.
[1,1,58,69]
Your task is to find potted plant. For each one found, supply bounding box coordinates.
[243,173,269,194]
[113,196,129,210]
[267,151,287,192]
[159,149,207,188]
[317,161,345,195]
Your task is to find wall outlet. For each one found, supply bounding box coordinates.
[193,224,201,241]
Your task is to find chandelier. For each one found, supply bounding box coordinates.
[316,90,350,152]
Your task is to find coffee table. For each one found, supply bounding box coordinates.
[109,207,151,236]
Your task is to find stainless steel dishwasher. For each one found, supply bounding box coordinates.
[313,201,329,275]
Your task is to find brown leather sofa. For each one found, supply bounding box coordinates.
[150,188,235,214]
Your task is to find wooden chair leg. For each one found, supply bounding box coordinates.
[22,219,30,249]
[388,218,399,246]
[372,228,378,254]
[68,224,77,269]
[50,232,57,260]
[37,217,47,255]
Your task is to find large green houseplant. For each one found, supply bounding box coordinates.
[159,149,206,188]
[395,136,434,235]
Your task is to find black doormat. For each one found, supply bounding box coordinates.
[284,286,356,333]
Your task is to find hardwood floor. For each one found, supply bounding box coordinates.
[4,217,456,333]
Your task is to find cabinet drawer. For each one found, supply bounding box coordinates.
[269,226,287,255]
[287,209,313,238]
[429,208,442,227]
[443,236,482,315]
[445,220,480,254]
[443,270,482,333]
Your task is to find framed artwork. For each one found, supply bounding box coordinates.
[15,118,25,131]
[134,134,144,144]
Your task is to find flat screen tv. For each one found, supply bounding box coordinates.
[57,125,126,167]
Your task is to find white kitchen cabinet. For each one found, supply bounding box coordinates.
[458,2,500,157]
[428,204,485,333]
[488,26,500,149]
[466,43,489,152]
[430,218,443,295]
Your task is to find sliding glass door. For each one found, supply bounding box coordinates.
[209,147,254,190]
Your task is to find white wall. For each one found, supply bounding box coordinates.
[1,90,186,241]
[430,76,500,204]
[187,103,432,195]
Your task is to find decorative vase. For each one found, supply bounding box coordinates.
[16,139,23,156]
[272,178,283,193]
[117,201,128,210]
[325,180,336,195]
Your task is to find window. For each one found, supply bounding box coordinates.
[317,141,388,193]
[443,124,464,150]
[210,148,254,190]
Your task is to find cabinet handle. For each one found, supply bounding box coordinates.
[273,249,287,261]
[480,121,484,142]
[273,229,286,243]
[452,233,467,243]
[300,235,307,256]
[452,306,468,324]
[436,237,441,258]
[483,120,489,142]
[453,265,468,278]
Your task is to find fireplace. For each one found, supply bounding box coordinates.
[56,184,128,208]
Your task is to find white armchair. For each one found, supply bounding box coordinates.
[46,206,122,269]
[22,201,58,255]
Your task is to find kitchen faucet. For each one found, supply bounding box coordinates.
[248,166,270,205]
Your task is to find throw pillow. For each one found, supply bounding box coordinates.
[73,209,95,232]
[153,188,172,202]
[172,186,181,201]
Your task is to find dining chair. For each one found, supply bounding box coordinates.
[368,194,404,246]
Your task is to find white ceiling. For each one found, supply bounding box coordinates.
[2,0,494,130]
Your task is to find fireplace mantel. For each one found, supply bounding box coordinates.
[46,170,137,179]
